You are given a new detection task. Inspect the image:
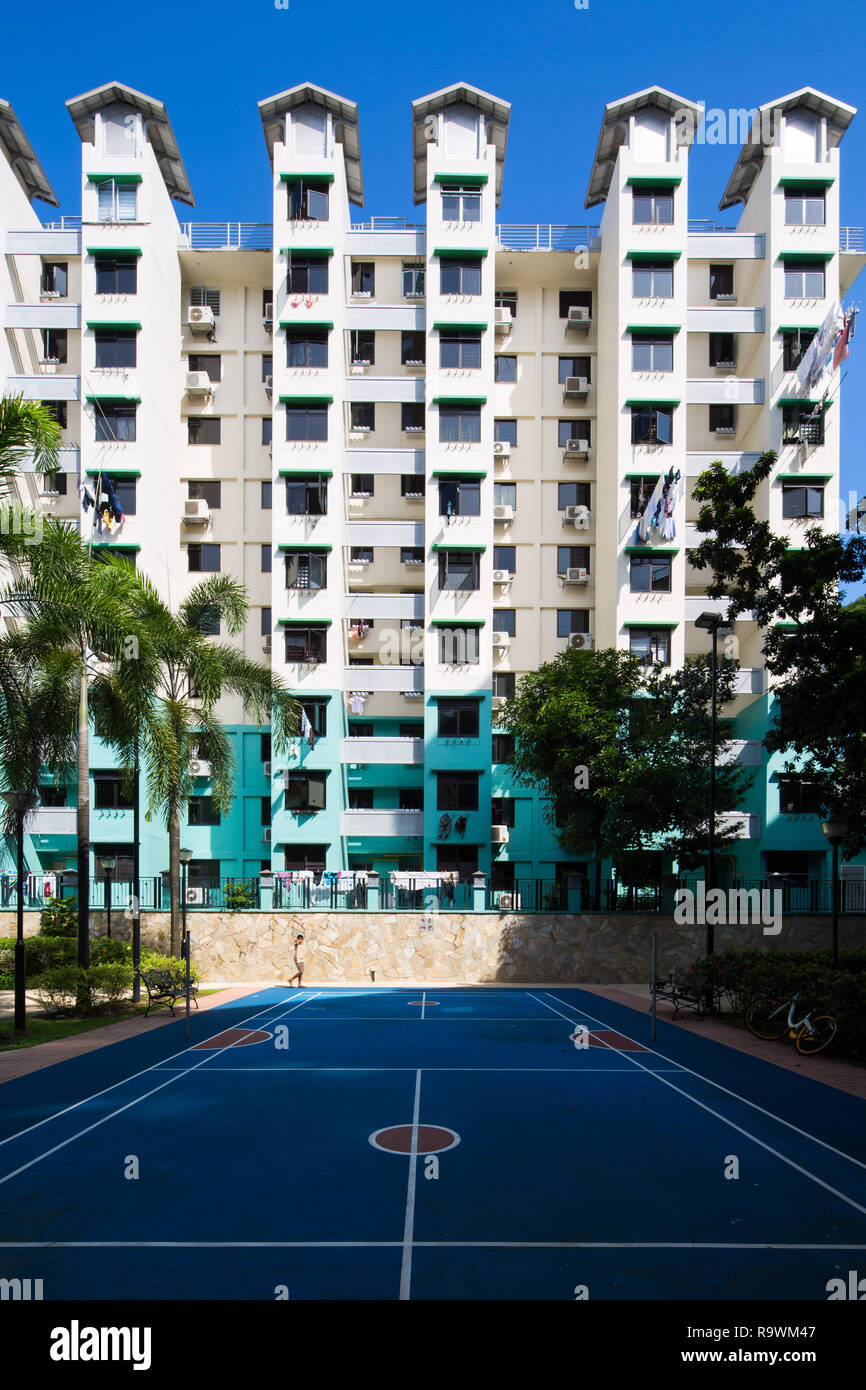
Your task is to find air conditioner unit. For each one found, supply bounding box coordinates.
[492,569,511,584]
[491,631,511,647]
[564,439,589,458]
[495,306,513,330]
[186,305,215,334]
[564,376,589,397]
[183,498,210,524]
[186,886,205,905]
[498,892,514,910]
[493,440,511,457]
[565,505,590,527]
[189,759,212,777]
[263,828,272,843]
[264,761,272,776]
[491,824,509,844]
[262,635,272,654]
[567,305,590,328]
[491,695,507,711]
[264,376,273,396]
[569,632,593,649]
[185,371,212,399]
[565,567,589,584]
[263,317,273,335]
[493,504,514,522]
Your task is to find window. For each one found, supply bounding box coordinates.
[188,544,221,573]
[283,845,327,872]
[350,403,375,433]
[261,606,272,636]
[709,333,736,368]
[441,184,481,221]
[285,551,327,591]
[632,261,673,298]
[43,400,67,429]
[262,417,272,446]
[782,329,816,372]
[630,476,659,518]
[189,354,221,382]
[348,720,374,738]
[784,187,825,227]
[631,336,673,372]
[288,256,329,295]
[350,330,375,365]
[630,554,672,593]
[437,772,479,811]
[286,405,327,442]
[286,474,328,516]
[351,262,375,295]
[784,261,825,298]
[492,734,514,764]
[261,544,272,573]
[558,482,591,511]
[263,289,273,319]
[493,545,515,574]
[438,626,480,664]
[494,608,516,637]
[402,263,425,298]
[94,402,136,442]
[284,626,328,664]
[350,473,374,496]
[782,404,825,446]
[629,627,671,666]
[559,290,592,318]
[439,477,480,517]
[493,671,515,698]
[437,845,479,877]
[779,776,823,816]
[558,356,591,383]
[348,789,374,810]
[188,417,221,446]
[95,475,137,516]
[96,178,137,222]
[440,331,482,370]
[401,547,424,565]
[494,355,517,382]
[440,257,482,295]
[286,330,328,368]
[41,262,68,296]
[261,732,272,761]
[196,606,220,635]
[437,698,480,738]
[262,354,273,381]
[45,472,68,497]
[709,265,734,300]
[39,784,67,808]
[631,406,673,445]
[495,289,518,318]
[42,329,67,363]
[557,609,591,637]
[261,480,272,509]
[556,546,590,575]
[632,185,674,225]
[438,550,481,592]
[399,789,424,810]
[261,796,272,826]
[494,418,517,446]
[401,475,425,497]
[350,546,374,564]
[285,772,327,811]
[491,797,516,828]
[94,329,137,369]
[399,722,423,739]
[400,332,425,365]
[190,286,221,316]
[494,482,516,509]
[440,405,481,443]
[709,404,736,434]
[558,419,591,448]
[95,255,137,295]
[288,178,330,221]
[782,483,824,519]
[402,403,425,432]
[93,773,134,810]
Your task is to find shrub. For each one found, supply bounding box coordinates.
[224,881,258,911]
[0,936,76,981]
[91,938,132,965]
[140,949,201,985]
[39,896,78,939]
[88,963,134,1008]
[35,966,89,1015]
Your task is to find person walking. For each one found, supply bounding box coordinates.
[288,933,306,988]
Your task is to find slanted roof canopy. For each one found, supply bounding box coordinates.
[65,81,194,206]
[412,82,510,207]
[0,99,58,206]
[258,83,363,205]
[719,87,856,211]
[585,86,700,209]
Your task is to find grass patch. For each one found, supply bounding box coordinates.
[0,990,225,1052]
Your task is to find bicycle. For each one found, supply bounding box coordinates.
[745,992,837,1055]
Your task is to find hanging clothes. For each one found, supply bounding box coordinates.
[300,708,315,749]
[348,692,367,715]
[100,474,125,524]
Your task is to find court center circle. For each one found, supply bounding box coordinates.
[369,1124,461,1155]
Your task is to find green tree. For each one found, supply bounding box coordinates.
[0,395,61,498]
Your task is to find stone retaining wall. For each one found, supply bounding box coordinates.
[5,910,863,983]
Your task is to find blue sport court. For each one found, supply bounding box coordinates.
[1,986,865,1300]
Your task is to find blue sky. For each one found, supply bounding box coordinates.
[3,0,865,585]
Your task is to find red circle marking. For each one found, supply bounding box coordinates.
[193,1028,272,1050]
[369,1124,460,1155]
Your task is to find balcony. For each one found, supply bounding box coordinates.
[719,740,763,767]
[716,811,761,839]
[346,521,425,546]
[17,444,80,475]
[345,305,425,332]
[5,375,80,401]
[341,808,424,837]
[686,451,762,480]
[686,230,765,259]
[4,303,81,330]
[495,225,601,252]
[344,592,424,620]
[178,222,273,250]
[27,806,77,836]
[342,663,424,691]
[347,225,425,256]
[688,378,764,406]
[7,227,81,255]
[687,306,764,334]
[342,736,425,765]
[344,376,425,403]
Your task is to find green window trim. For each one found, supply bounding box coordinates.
[624,398,680,408]
[428,691,484,700]
[85,246,142,258]
[84,467,141,477]
[433,248,489,259]
[86,172,143,184]
[280,320,333,330]
[432,321,488,332]
[777,325,820,334]
[778,176,834,189]
[431,542,486,552]
[432,468,487,478]
[622,619,679,628]
[432,395,487,406]
[278,468,333,477]
[278,617,333,626]
[90,542,141,550]
[85,394,141,403]
[279,394,333,405]
[432,172,489,185]
[626,324,680,336]
[279,247,334,257]
[779,251,834,263]
[279,172,336,183]
[626,175,682,188]
[624,471,663,480]
[625,546,680,556]
[431,618,486,627]
[778,396,833,408]
[277,543,332,553]
[776,473,833,482]
[85,321,141,331]
[626,250,682,262]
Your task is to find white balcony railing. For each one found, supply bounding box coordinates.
[342,664,424,691]
[341,808,424,836]
[342,736,424,765]
[27,806,77,836]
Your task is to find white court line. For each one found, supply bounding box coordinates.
[0,993,322,1187]
[0,1239,863,1251]
[399,1070,422,1301]
[149,1066,686,1073]
[530,991,866,1216]
[421,992,426,1020]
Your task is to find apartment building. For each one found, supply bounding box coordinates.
[1,80,864,898]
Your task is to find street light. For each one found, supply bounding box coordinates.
[821,817,850,966]
[694,611,729,957]
[1,790,35,1032]
[99,856,116,940]
[179,848,193,955]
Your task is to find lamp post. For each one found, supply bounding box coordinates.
[99,856,116,940]
[1,790,34,1033]
[821,817,849,966]
[694,612,727,956]
[179,848,192,956]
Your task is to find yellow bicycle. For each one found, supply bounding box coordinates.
[745,992,837,1055]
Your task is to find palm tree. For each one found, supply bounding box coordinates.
[0,395,61,499]
[0,631,78,831]
[96,572,299,955]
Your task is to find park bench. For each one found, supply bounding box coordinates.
[652,970,713,1019]
[141,968,199,1017]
